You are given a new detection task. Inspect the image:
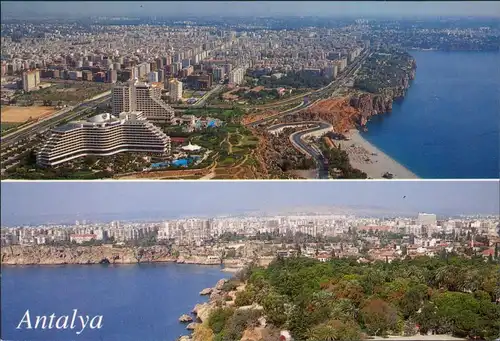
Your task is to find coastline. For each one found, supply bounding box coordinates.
[337,129,419,179]
[0,245,246,267]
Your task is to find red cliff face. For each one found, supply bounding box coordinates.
[350,62,416,126]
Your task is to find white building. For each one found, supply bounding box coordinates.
[37,112,171,167]
[168,79,183,102]
[417,213,437,226]
[112,80,175,123]
[22,69,40,92]
[228,67,245,85]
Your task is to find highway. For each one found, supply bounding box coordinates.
[248,49,370,178]
[247,48,370,127]
[290,122,333,179]
[279,122,332,179]
[192,84,224,108]
[1,94,111,148]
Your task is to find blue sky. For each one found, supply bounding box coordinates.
[1,1,499,18]
[1,181,498,225]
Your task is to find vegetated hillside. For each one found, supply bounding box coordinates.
[350,49,417,126]
[206,255,500,341]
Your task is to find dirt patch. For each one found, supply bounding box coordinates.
[289,169,316,179]
[241,110,280,125]
[1,106,57,123]
[298,97,361,133]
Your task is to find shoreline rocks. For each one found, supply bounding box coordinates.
[199,287,212,296]
[176,336,191,341]
[186,322,198,330]
[1,245,227,266]
[178,314,193,323]
[192,302,213,323]
[215,278,228,290]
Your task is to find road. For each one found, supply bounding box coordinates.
[192,84,224,108]
[265,121,332,179]
[247,48,370,127]
[1,94,111,148]
[286,122,332,179]
[246,49,370,178]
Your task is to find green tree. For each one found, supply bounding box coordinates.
[399,284,428,319]
[307,319,363,341]
[360,299,398,336]
[261,290,288,327]
[208,307,234,334]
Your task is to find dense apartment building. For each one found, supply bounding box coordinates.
[186,73,212,90]
[168,79,183,102]
[228,67,245,85]
[112,80,175,123]
[211,66,225,82]
[22,69,40,92]
[36,111,171,167]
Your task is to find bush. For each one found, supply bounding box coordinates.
[234,289,254,307]
[208,307,234,334]
[307,319,363,341]
[222,309,262,341]
[221,280,239,292]
[192,323,214,341]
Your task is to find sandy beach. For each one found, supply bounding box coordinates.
[336,129,419,179]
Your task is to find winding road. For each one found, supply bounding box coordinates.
[248,49,371,179]
[267,121,333,179]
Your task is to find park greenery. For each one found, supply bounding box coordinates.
[320,141,368,179]
[256,71,331,89]
[233,88,282,104]
[354,49,415,94]
[3,107,260,179]
[207,255,500,341]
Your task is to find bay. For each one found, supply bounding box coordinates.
[1,263,226,341]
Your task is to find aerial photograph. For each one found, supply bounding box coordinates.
[0,1,498,180]
[1,1,499,341]
[1,180,499,341]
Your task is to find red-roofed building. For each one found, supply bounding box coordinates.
[170,137,187,143]
[482,248,495,258]
[358,225,391,232]
[316,253,331,262]
[70,234,97,244]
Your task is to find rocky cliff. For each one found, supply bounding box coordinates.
[350,57,416,126]
[1,245,221,266]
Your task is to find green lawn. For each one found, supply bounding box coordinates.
[1,122,22,135]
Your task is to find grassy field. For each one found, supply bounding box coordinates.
[1,122,22,134]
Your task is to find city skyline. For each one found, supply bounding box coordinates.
[2,1,500,19]
[1,181,498,226]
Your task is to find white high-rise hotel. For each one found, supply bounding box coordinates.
[36,112,171,167]
[168,79,183,102]
[112,80,175,123]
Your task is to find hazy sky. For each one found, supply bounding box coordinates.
[1,181,498,225]
[1,1,499,18]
